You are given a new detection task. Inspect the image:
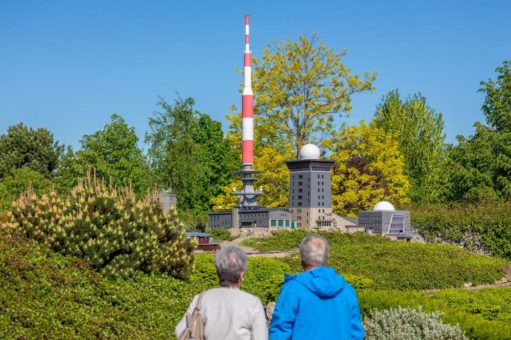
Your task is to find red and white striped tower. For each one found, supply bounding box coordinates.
[242,14,254,165]
[234,14,262,208]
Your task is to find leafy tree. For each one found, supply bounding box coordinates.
[446,61,511,202]
[56,114,152,195]
[374,90,446,203]
[146,97,239,219]
[0,168,53,211]
[481,61,511,133]
[252,34,376,157]
[0,123,63,179]
[325,121,410,217]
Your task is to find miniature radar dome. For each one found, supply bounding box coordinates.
[300,144,321,160]
[373,201,396,211]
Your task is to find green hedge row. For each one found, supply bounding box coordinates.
[412,203,511,259]
[242,230,509,289]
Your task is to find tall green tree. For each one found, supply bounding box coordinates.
[251,34,376,157]
[0,123,63,179]
[446,61,511,202]
[146,97,239,219]
[373,90,446,203]
[56,114,152,195]
[325,121,410,217]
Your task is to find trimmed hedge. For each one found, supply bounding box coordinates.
[412,202,511,259]
[242,230,509,289]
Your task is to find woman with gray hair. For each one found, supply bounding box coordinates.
[175,246,268,340]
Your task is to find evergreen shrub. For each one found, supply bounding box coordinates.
[363,307,467,339]
[413,202,511,259]
[4,172,195,279]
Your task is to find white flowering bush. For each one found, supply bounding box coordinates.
[363,306,467,340]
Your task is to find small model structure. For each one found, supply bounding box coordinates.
[358,201,413,239]
[185,232,221,251]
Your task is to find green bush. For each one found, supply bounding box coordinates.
[5,173,195,279]
[413,202,511,259]
[243,230,508,290]
[364,307,467,339]
[0,167,53,212]
[359,288,511,339]
[205,227,236,241]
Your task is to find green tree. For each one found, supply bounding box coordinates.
[252,34,376,157]
[0,168,53,211]
[146,97,239,220]
[0,123,63,179]
[326,121,410,217]
[481,61,511,133]
[56,114,152,195]
[374,90,446,203]
[446,61,511,202]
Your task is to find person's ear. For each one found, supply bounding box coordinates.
[240,272,245,282]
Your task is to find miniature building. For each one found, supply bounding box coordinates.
[209,208,295,229]
[286,144,335,229]
[358,201,411,237]
[185,232,221,251]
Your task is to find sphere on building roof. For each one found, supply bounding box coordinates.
[373,201,395,211]
[300,144,321,160]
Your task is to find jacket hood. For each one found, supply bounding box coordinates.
[284,266,346,299]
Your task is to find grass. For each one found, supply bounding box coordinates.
[241,230,509,290]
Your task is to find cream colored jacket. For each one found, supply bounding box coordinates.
[175,287,268,340]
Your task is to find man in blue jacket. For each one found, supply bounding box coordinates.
[269,235,364,339]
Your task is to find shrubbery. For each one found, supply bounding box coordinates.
[243,230,508,289]
[4,173,195,279]
[359,288,511,339]
[364,307,467,339]
[413,202,511,259]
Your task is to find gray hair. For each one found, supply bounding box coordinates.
[300,235,330,268]
[214,246,248,287]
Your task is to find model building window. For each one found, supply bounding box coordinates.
[299,175,303,179]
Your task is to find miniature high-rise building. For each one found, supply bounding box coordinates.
[286,144,335,229]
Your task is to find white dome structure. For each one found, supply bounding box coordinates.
[373,201,396,211]
[299,144,321,160]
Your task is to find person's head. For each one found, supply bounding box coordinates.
[214,246,248,287]
[299,234,330,270]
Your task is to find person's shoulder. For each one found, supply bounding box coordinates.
[237,289,264,305]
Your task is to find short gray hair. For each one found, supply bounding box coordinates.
[300,235,330,268]
[214,246,248,286]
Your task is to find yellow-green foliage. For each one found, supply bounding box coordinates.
[326,121,410,217]
[4,173,195,279]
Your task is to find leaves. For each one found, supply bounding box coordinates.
[252,34,376,157]
[374,90,446,203]
[328,121,410,217]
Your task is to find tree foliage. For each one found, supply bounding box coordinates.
[326,121,409,217]
[56,114,152,195]
[252,34,376,157]
[446,61,511,202]
[374,90,446,203]
[0,123,63,179]
[0,168,53,212]
[146,97,239,219]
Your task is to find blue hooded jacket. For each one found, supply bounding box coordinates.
[269,266,364,340]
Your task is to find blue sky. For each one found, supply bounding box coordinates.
[1,0,509,149]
